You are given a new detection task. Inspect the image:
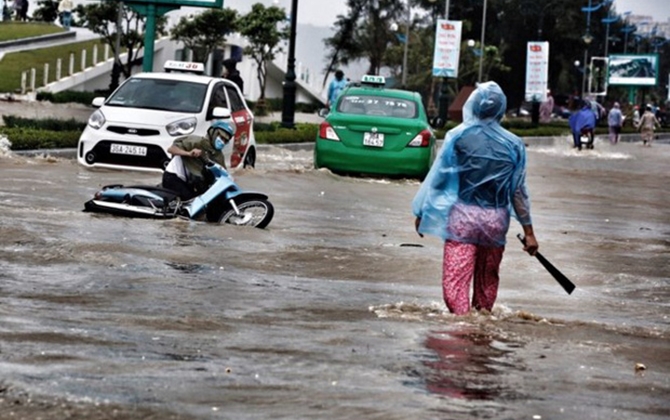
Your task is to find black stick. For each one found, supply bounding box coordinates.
[517,234,576,295]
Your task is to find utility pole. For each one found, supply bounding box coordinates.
[281,0,298,128]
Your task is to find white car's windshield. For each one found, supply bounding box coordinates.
[107,78,208,113]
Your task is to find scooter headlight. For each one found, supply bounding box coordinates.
[87,109,106,130]
[166,117,197,136]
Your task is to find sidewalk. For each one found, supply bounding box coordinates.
[0,27,100,58]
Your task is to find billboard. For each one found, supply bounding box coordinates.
[524,42,549,102]
[432,20,463,78]
[608,54,659,86]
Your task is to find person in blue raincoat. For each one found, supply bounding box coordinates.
[568,100,596,151]
[412,81,538,315]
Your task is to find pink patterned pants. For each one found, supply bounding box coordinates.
[442,241,504,315]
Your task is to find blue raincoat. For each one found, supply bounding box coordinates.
[412,82,532,247]
[568,104,596,135]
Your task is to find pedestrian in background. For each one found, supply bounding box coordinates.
[637,104,661,147]
[58,0,74,30]
[631,105,641,127]
[412,81,538,315]
[539,90,554,123]
[222,58,244,94]
[326,70,347,110]
[607,102,623,144]
[18,0,27,21]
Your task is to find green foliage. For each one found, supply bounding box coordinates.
[170,8,238,64]
[254,123,317,144]
[323,0,406,80]
[237,3,289,99]
[247,98,322,114]
[0,22,63,42]
[33,0,59,23]
[0,38,108,93]
[36,89,104,105]
[74,2,167,80]
[0,127,81,150]
[2,114,86,131]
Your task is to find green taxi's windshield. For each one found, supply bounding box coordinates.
[337,95,417,119]
[106,78,208,113]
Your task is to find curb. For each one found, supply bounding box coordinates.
[0,31,76,50]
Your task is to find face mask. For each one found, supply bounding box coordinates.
[214,136,225,151]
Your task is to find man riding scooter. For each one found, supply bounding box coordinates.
[569,100,597,151]
[162,120,236,200]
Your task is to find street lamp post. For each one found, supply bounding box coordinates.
[477,0,487,83]
[401,2,410,87]
[437,0,450,126]
[281,0,299,129]
[601,13,618,58]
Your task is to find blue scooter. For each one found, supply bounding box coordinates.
[84,159,274,228]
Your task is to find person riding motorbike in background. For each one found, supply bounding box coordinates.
[569,100,597,151]
[162,120,236,200]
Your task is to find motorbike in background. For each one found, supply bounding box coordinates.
[84,159,274,228]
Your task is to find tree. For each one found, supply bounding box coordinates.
[323,0,405,81]
[170,8,238,65]
[237,3,288,105]
[75,1,167,90]
[32,0,59,23]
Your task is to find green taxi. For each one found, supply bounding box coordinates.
[314,75,437,179]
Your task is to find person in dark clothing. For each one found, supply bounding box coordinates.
[222,58,244,94]
[162,120,235,201]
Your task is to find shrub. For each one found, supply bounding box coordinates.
[37,90,106,105]
[2,114,86,131]
[0,127,80,150]
[254,124,317,144]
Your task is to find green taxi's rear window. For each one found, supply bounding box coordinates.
[338,95,417,119]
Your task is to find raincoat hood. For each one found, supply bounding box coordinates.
[463,81,507,123]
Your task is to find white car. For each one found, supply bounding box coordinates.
[77,61,256,172]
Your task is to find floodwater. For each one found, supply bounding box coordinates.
[0,136,668,419]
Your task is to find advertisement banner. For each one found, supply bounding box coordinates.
[608,54,659,86]
[432,20,462,78]
[524,42,549,102]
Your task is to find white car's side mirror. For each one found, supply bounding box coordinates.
[212,106,232,119]
[91,97,105,108]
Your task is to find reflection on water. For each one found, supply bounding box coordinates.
[422,328,521,401]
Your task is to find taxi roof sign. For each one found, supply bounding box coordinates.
[164,60,205,74]
[361,75,386,86]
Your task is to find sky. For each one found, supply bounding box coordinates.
[53,0,669,29]
[611,0,670,22]
[220,0,670,28]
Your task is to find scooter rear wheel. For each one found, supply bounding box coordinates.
[217,198,274,228]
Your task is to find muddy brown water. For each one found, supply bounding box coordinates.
[0,137,668,419]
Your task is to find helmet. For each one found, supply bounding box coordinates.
[208,120,236,150]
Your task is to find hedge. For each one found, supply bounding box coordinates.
[0,127,81,150]
[1,116,318,150]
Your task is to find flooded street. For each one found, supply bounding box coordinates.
[0,138,668,419]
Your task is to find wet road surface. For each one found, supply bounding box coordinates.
[0,137,668,419]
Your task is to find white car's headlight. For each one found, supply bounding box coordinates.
[166,117,197,136]
[87,110,106,130]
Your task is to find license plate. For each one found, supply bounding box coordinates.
[110,144,147,156]
[363,132,384,147]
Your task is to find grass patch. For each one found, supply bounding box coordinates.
[0,38,108,93]
[0,21,64,42]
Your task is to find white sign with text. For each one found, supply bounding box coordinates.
[525,42,549,102]
[432,20,463,78]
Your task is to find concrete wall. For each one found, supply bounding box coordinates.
[39,35,326,106]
